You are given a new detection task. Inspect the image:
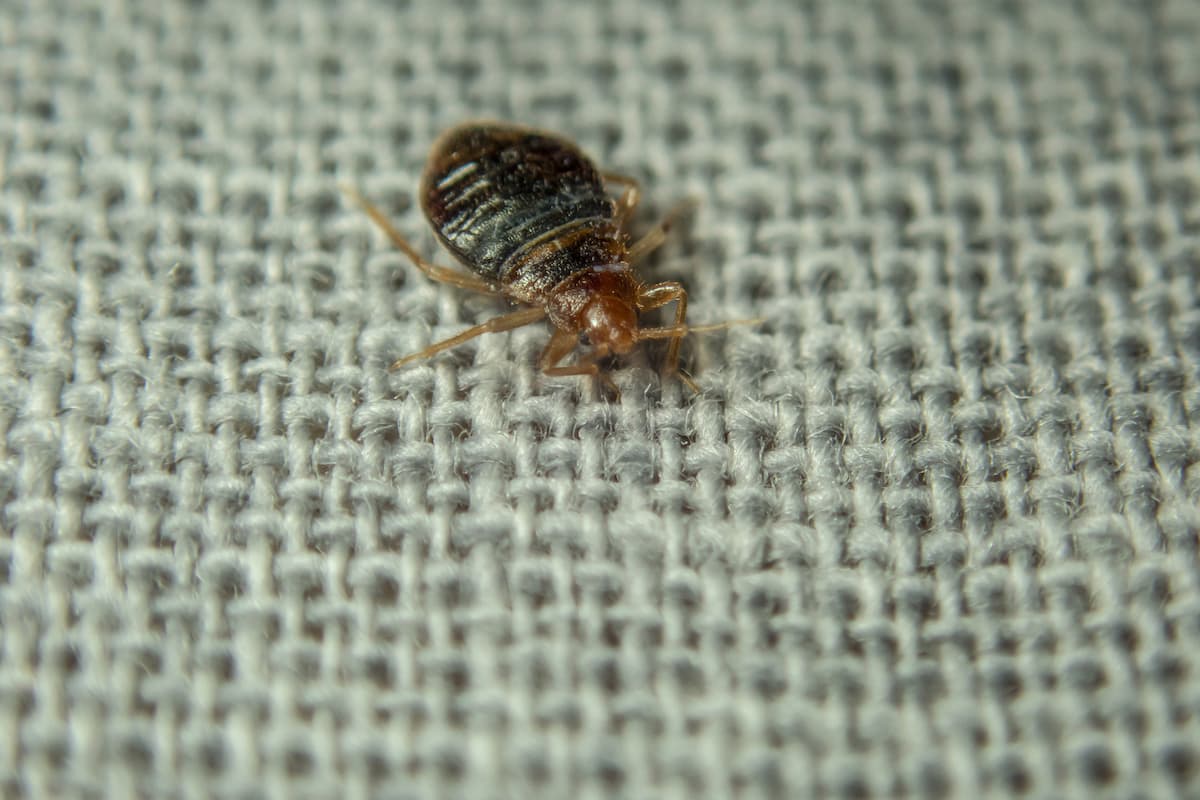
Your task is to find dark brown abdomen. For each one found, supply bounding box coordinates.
[420,123,625,301]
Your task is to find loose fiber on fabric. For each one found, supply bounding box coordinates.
[2,0,1200,797]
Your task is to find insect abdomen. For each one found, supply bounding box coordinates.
[421,124,618,286]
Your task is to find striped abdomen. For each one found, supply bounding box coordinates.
[420,123,626,302]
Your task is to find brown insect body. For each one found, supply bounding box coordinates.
[346,121,715,393]
[421,125,640,356]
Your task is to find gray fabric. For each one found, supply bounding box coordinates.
[2,0,1199,797]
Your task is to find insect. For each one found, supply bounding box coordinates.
[345,121,750,395]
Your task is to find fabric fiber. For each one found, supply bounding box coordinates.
[2,0,1200,797]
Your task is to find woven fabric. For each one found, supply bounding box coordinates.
[3,0,1200,797]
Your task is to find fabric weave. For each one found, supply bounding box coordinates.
[2,0,1199,797]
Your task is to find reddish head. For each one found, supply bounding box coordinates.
[547,267,640,355]
[582,293,638,355]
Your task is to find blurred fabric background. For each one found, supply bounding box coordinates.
[2,0,1199,797]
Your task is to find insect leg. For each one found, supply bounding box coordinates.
[627,198,698,264]
[537,328,579,372]
[391,306,546,370]
[603,172,642,229]
[539,327,620,398]
[637,281,700,393]
[341,186,500,295]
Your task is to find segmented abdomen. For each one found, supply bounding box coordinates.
[420,124,620,293]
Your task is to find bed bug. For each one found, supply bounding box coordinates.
[345,121,750,395]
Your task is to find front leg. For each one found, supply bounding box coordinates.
[637,281,699,393]
[391,306,545,369]
[538,328,620,398]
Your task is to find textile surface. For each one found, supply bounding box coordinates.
[2,0,1200,797]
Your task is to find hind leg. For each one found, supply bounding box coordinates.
[627,199,698,264]
[604,171,642,230]
[342,186,500,295]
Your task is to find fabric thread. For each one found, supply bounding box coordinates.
[1,0,1199,797]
